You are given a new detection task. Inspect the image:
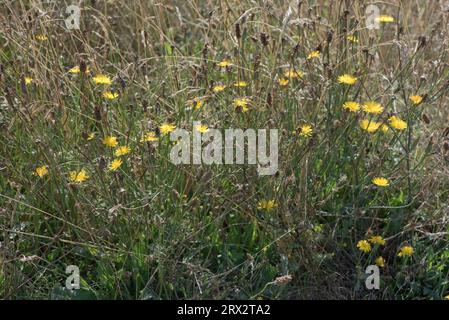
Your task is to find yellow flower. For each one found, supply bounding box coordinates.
[409,95,423,105]
[217,60,232,68]
[307,51,321,60]
[192,99,203,110]
[338,74,357,85]
[35,166,48,178]
[381,124,389,133]
[92,74,112,85]
[389,116,407,130]
[102,91,119,100]
[234,81,248,87]
[195,124,209,133]
[444,295,449,300]
[375,256,385,268]
[160,123,176,135]
[87,132,95,141]
[372,177,389,187]
[343,101,360,112]
[299,124,313,137]
[36,34,48,41]
[357,240,371,253]
[347,35,359,43]
[114,146,131,157]
[103,136,118,148]
[141,131,158,142]
[257,199,276,211]
[233,97,250,112]
[213,84,226,93]
[24,77,33,85]
[376,15,395,23]
[398,245,414,257]
[278,78,289,86]
[284,69,303,79]
[360,119,381,133]
[369,236,386,246]
[69,169,89,183]
[108,158,122,172]
[68,65,90,74]
[362,101,383,114]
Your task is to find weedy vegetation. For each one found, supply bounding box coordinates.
[0,0,448,299]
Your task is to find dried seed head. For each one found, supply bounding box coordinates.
[273,275,292,285]
[253,54,261,72]
[235,22,241,40]
[267,92,272,108]
[326,29,334,43]
[260,32,269,46]
[94,105,102,121]
[79,60,87,74]
[98,156,106,171]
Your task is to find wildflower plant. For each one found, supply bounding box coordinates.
[0,0,448,300]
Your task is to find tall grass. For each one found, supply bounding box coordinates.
[0,0,448,299]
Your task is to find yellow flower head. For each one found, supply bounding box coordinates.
[141,131,158,142]
[362,101,384,114]
[389,116,407,130]
[69,65,91,74]
[24,77,33,85]
[307,51,321,60]
[347,35,359,43]
[233,97,250,112]
[192,98,203,110]
[114,146,131,157]
[284,69,303,79]
[217,60,232,68]
[338,74,357,85]
[375,256,385,268]
[376,15,395,23]
[372,177,389,187]
[195,124,209,133]
[103,136,118,148]
[278,78,289,86]
[398,245,414,257]
[409,95,423,105]
[213,84,226,93]
[343,101,360,112]
[360,119,381,133]
[381,124,389,133]
[369,235,386,246]
[86,132,95,141]
[160,123,177,135]
[357,240,371,253]
[299,124,313,137]
[35,166,48,178]
[234,81,248,87]
[257,199,276,211]
[93,74,112,85]
[108,158,122,172]
[36,34,48,41]
[69,169,89,183]
[102,91,119,100]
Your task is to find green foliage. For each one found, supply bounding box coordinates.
[0,0,448,300]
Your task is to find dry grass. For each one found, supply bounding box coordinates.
[0,0,448,299]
